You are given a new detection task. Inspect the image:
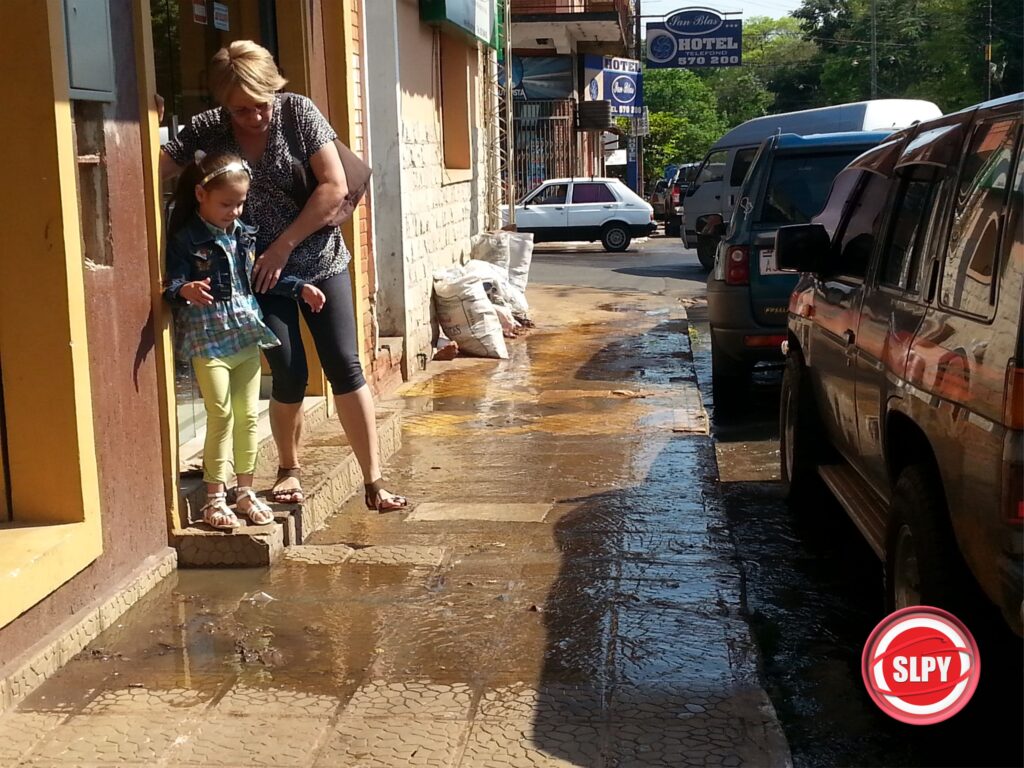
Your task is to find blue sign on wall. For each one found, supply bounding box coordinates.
[583,55,644,117]
[498,56,574,100]
[646,8,742,69]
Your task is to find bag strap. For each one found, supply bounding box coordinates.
[280,94,304,161]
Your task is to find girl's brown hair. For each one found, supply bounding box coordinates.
[168,152,250,236]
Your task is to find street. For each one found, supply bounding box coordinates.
[1,235,1020,767]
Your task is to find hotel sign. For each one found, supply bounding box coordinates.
[646,8,742,69]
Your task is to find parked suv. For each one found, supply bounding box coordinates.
[649,178,669,221]
[776,94,1023,635]
[505,177,655,252]
[665,162,698,237]
[708,131,892,409]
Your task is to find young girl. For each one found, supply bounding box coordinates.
[164,151,327,531]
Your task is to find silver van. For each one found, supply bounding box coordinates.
[682,99,942,270]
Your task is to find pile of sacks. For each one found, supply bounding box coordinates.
[432,231,535,360]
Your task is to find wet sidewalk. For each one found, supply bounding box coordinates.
[0,286,790,768]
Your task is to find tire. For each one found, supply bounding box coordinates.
[710,335,748,416]
[601,223,631,252]
[780,352,829,505]
[697,235,718,271]
[885,464,970,615]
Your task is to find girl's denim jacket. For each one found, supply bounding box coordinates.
[163,214,307,305]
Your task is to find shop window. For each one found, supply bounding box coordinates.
[439,32,471,171]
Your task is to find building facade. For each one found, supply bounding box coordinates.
[0,0,490,713]
[506,0,635,199]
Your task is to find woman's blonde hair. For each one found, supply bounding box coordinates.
[209,40,287,104]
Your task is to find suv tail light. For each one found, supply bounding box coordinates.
[725,245,750,285]
[671,185,681,206]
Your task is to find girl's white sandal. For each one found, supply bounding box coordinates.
[236,487,275,526]
[201,492,241,531]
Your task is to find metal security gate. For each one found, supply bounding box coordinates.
[505,99,577,202]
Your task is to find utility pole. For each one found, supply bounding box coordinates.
[634,0,643,194]
[870,0,878,99]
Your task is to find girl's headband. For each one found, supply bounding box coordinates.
[194,151,251,187]
[199,161,251,187]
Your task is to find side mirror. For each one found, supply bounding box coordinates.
[775,224,830,273]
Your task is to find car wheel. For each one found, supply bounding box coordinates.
[780,352,829,505]
[886,464,970,614]
[601,224,631,252]
[710,335,748,417]
[697,235,718,271]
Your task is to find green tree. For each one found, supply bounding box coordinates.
[641,69,726,179]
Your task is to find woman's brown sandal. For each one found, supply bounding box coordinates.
[201,492,241,532]
[364,479,408,512]
[271,466,304,504]
[235,487,276,526]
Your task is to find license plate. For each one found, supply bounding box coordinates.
[759,248,785,276]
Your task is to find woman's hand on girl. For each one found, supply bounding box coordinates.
[180,278,214,306]
[301,284,327,313]
[252,240,292,293]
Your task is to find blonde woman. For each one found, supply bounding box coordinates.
[160,41,406,512]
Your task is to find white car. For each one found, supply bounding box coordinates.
[503,177,656,252]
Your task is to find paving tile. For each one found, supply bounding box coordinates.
[346,545,448,567]
[28,715,191,765]
[407,503,552,523]
[477,684,606,722]
[459,719,605,768]
[341,680,473,720]
[213,683,343,717]
[314,716,467,767]
[0,712,66,765]
[82,686,213,714]
[165,715,327,766]
[282,545,355,565]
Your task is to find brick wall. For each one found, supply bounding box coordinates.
[399,42,488,364]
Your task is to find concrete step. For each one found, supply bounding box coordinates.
[172,406,403,567]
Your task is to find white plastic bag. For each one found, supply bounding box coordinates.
[506,231,535,294]
[433,267,508,359]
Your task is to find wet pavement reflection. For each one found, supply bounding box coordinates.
[4,284,787,767]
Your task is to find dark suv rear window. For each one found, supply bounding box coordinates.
[757,150,867,226]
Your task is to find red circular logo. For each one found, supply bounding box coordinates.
[862,606,980,725]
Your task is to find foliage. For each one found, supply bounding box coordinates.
[639,2,1022,181]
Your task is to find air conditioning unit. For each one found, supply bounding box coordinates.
[577,100,613,131]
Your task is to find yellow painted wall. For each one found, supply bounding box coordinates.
[0,0,104,627]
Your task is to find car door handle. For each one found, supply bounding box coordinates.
[602,205,615,209]
[553,206,565,210]
[843,329,856,346]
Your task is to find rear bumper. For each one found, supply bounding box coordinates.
[707,278,787,364]
[998,554,1024,636]
[632,222,657,237]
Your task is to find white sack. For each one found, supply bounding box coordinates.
[506,231,535,294]
[433,267,508,359]
[470,232,511,274]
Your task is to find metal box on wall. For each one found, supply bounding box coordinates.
[62,0,115,101]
